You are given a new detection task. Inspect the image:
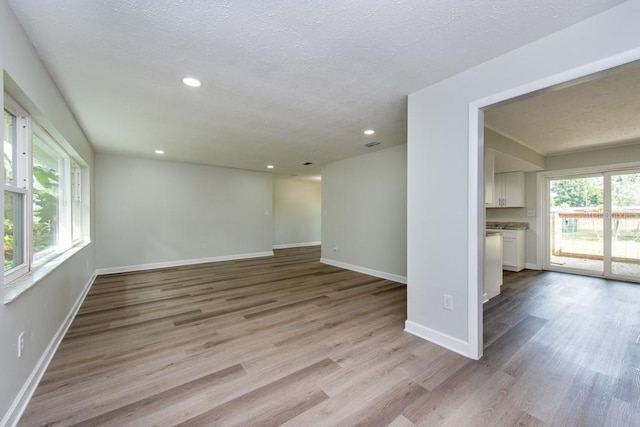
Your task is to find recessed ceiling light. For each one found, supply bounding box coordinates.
[267,165,274,169]
[182,77,201,87]
[364,129,375,135]
[155,150,165,155]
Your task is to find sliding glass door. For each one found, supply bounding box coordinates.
[609,171,640,279]
[549,175,604,273]
[546,169,640,282]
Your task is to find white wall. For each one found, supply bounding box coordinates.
[95,154,273,270]
[546,141,640,171]
[407,0,640,358]
[321,144,407,282]
[485,128,545,170]
[272,176,321,248]
[1,1,96,424]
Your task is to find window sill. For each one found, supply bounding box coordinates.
[3,241,91,304]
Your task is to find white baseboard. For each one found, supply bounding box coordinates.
[404,320,472,358]
[2,273,97,427]
[272,242,321,249]
[95,251,274,275]
[320,258,407,284]
[525,262,542,270]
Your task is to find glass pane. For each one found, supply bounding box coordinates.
[71,163,81,241]
[611,172,640,278]
[4,109,17,185]
[549,176,604,273]
[32,132,61,262]
[4,191,25,272]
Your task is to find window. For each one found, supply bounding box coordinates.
[4,105,29,281]
[4,96,83,284]
[71,161,82,243]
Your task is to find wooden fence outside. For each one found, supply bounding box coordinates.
[551,211,640,263]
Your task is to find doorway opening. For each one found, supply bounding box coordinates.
[472,55,640,359]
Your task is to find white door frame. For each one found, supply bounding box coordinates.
[468,50,640,360]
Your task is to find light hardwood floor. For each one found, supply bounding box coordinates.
[19,246,640,426]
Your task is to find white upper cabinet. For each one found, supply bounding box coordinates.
[491,171,525,208]
[485,149,495,205]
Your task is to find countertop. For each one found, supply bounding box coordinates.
[486,221,529,230]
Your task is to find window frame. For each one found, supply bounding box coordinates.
[71,161,82,244]
[4,99,31,282]
[3,94,83,285]
[31,122,73,267]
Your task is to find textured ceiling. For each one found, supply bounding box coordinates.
[7,0,627,176]
[485,61,640,155]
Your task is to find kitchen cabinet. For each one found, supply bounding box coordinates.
[484,149,495,205]
[484,233,502,302]
[485,227,526,272]
[501,229,526,271]
[491,171,525,207]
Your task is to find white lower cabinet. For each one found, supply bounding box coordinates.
[501,229,525,271]
[484,233,503,302]
[486,229,526,272]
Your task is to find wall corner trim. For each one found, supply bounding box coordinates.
[94,251,274,275]
[319,258,407,284]
[272,242,321,249]
[2,273,97,427]
[404,320,475,359]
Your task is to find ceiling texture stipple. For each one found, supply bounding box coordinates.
[7,0,628,176]
[486,63,640,155]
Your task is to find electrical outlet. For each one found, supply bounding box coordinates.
[443,294,453,311]
[18,332,25,358]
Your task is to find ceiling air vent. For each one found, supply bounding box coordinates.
[364,141,380,148]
